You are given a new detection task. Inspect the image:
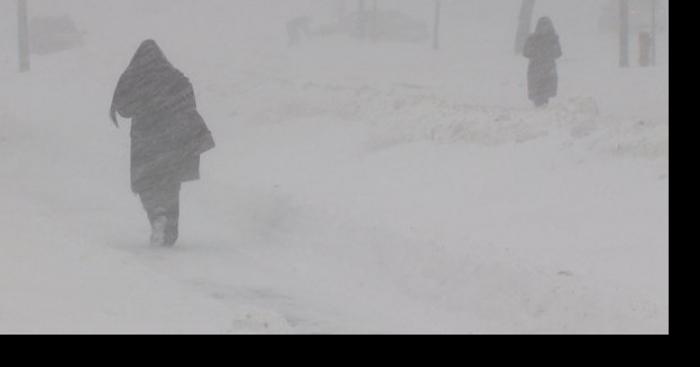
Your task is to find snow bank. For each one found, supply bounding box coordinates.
[1,0,668,333]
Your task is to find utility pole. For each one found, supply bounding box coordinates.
[619,0,630,68]
[433,0,442,50]
[515,0,536,55]
[18,0,30,72]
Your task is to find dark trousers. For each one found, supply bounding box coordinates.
[139,181,181,246]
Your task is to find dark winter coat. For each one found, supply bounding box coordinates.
[523,18,562,104]
[111,40,215,194]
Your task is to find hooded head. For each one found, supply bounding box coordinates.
[112,39,187,120]
[534,17,556,36]
[126,39,174,74]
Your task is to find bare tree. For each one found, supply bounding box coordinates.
[18,0,30,72]
[514,0,536,55]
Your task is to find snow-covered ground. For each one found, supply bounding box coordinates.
[1,0,668,333]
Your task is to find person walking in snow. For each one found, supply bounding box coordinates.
[110,40,215,247]
[523,17,562,108]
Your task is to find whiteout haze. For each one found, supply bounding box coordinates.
[0,0,668,334]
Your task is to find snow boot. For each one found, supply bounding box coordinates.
[150,215,167,247]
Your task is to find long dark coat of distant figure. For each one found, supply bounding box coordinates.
[110,40,214,246]
[523,17,562,107]
[110,40,215,194]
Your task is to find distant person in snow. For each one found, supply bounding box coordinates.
[523,17,562,108]
[110,40,215,247]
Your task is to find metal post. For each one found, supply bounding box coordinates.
[433,0,442,50]
[651,0,657,66]
[619,0,629,68]
[18,0,30,72]
[371,0,378,42]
